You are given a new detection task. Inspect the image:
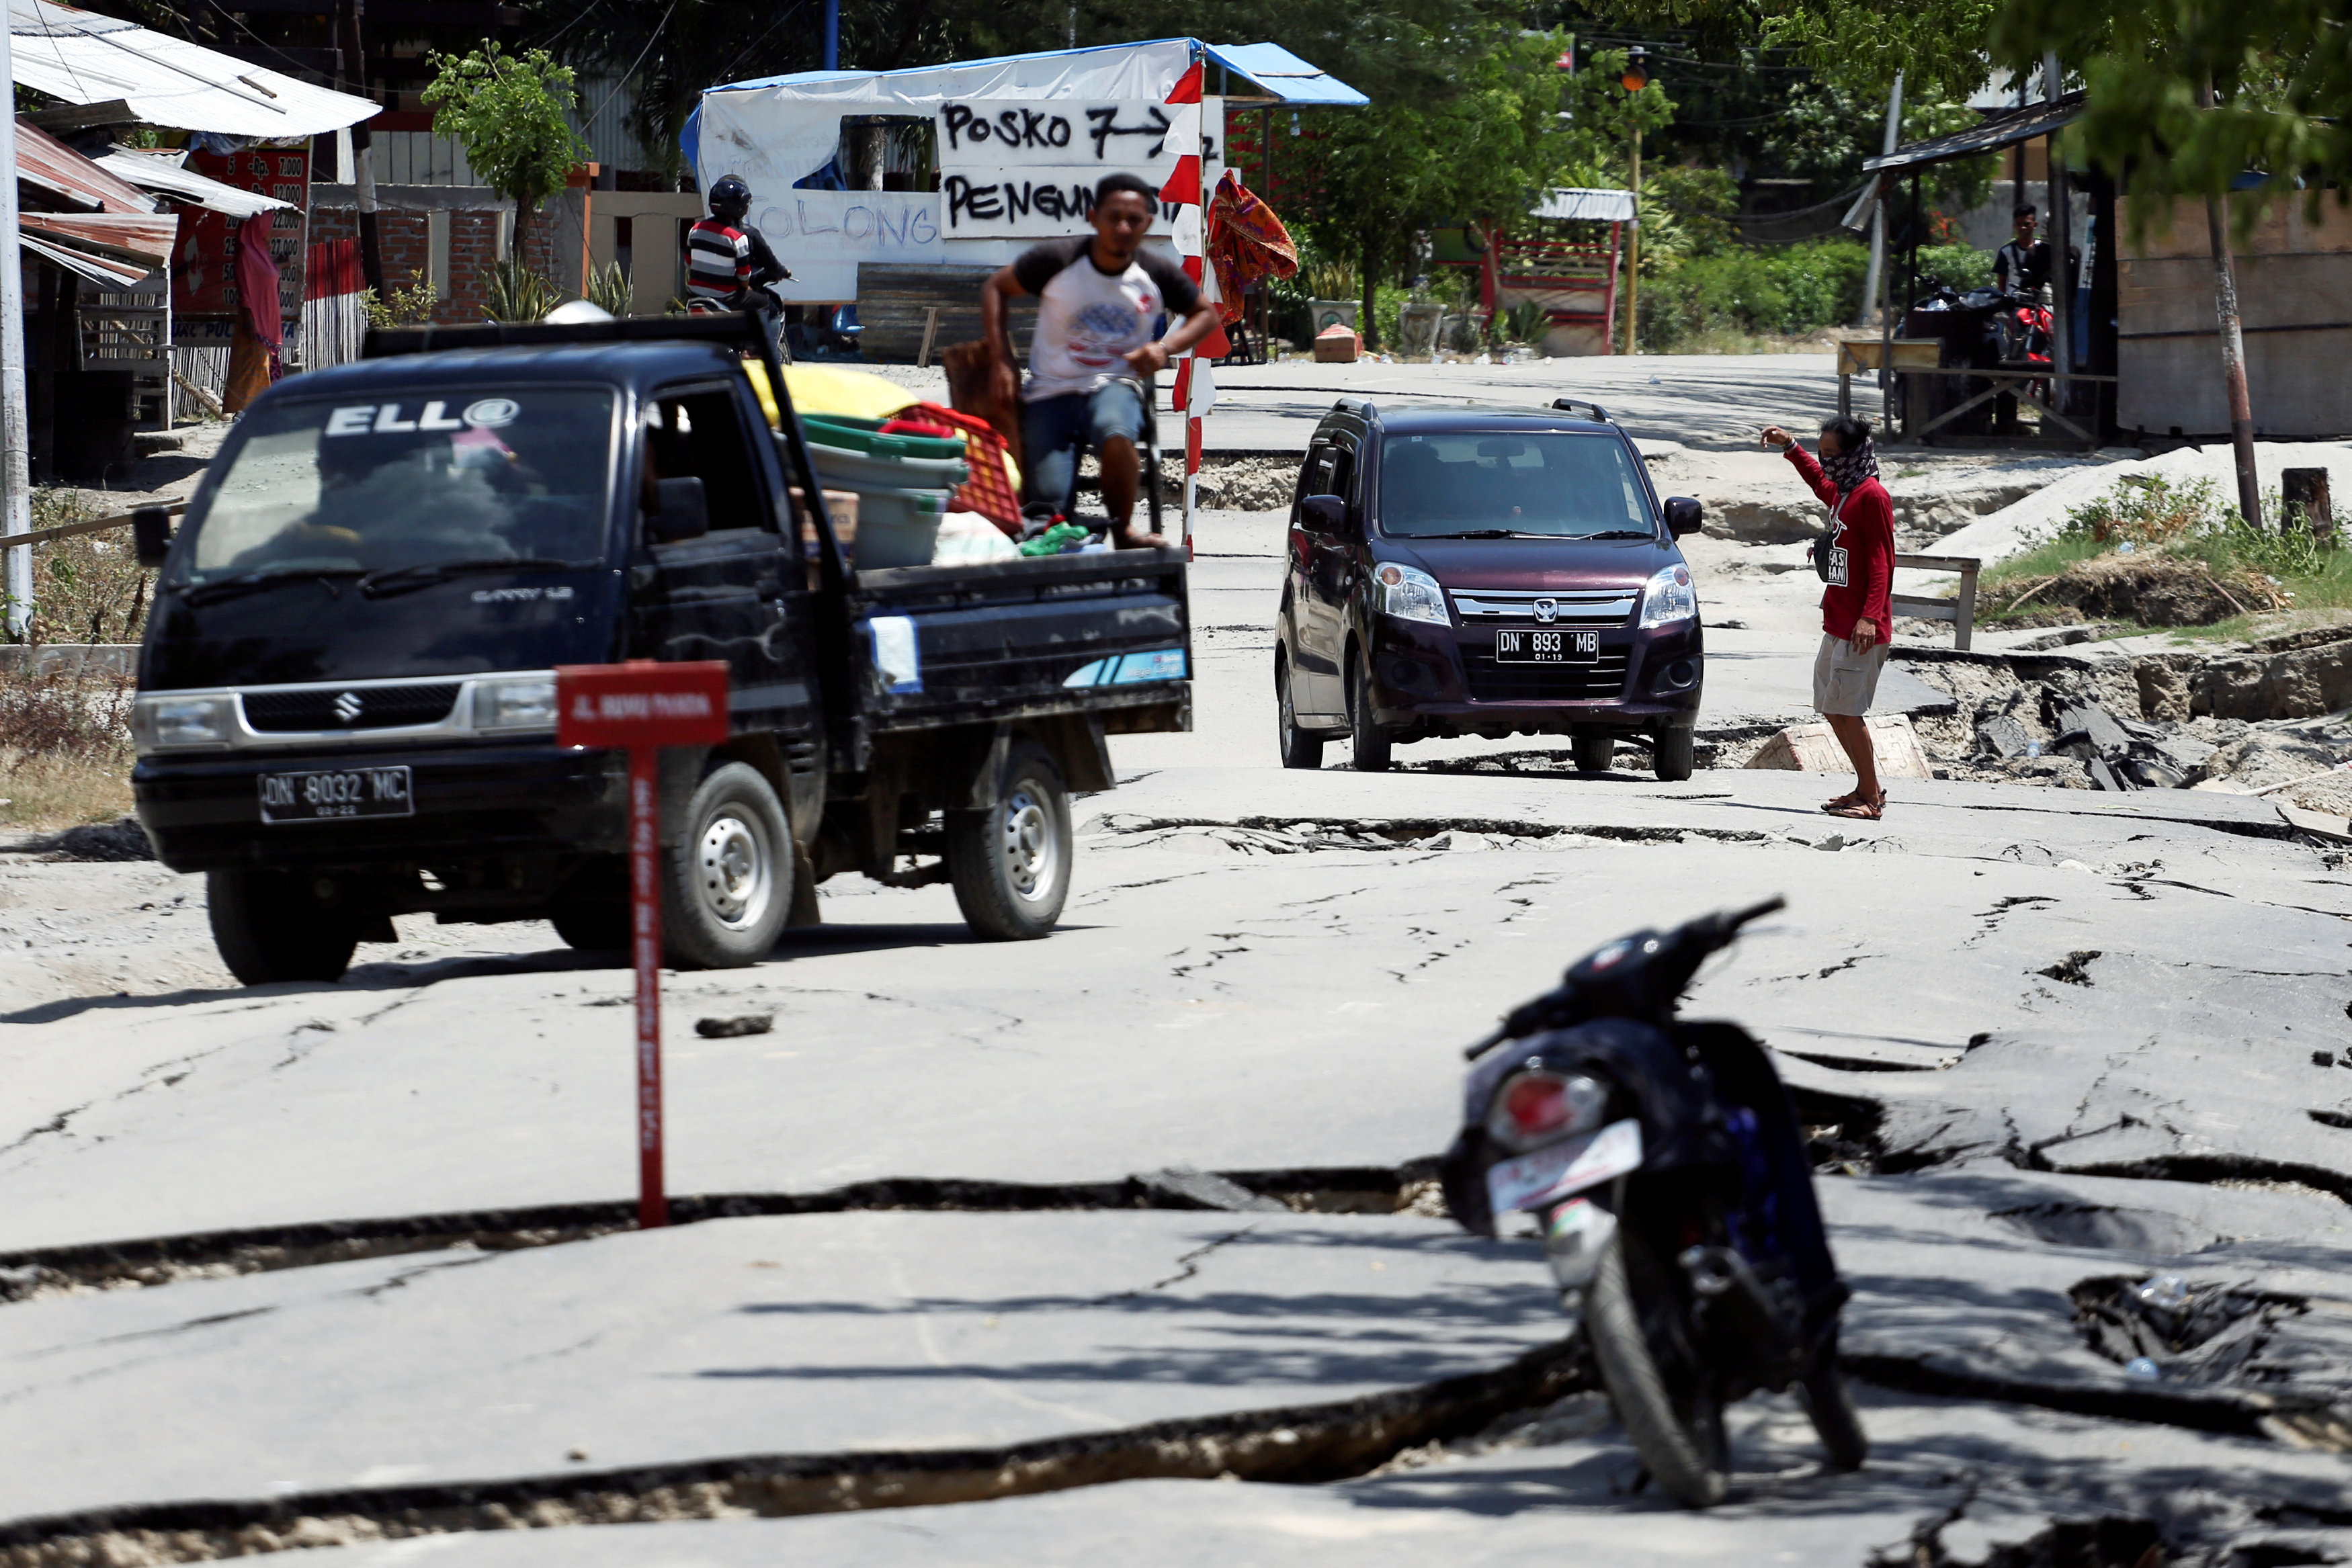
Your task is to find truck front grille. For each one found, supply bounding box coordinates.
[242,683,463,732]
[1462,650,1632,702]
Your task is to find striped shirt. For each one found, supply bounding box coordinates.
[686,218,755,304]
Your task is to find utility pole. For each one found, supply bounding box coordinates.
[1855,71,1903,329]
[824,0,839,71]
[2199,78,2263,527]
[1624,123,1640,354]
[0,20,33,639]
[343,0,384,296]
[2046,54,2073,412]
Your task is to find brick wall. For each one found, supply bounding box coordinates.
[309,203,559,325]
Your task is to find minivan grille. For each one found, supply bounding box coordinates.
[1463,650,1631,701]
[242,683,462,732]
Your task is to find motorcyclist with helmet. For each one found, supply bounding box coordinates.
[687,175,792,347]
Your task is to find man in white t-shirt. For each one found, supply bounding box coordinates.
[981,173,1219,547]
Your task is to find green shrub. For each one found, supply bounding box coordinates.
[1637,238,1870,350]
[1910,243,1993,296]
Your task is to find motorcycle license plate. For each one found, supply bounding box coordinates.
[258,765,414,824]
[1485,1118,1644,1215]
[1495,629,1598,664]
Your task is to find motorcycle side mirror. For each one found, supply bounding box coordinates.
[1664,496,1703,537]
[132,506,174,568]
[1299,494,1346,533]
[649,476,710,543]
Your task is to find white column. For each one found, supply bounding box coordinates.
[0,22,33,638]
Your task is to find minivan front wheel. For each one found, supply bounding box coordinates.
[1654,728,1696,783]
[1348,652,1391,773]
[1275,648,1324,771]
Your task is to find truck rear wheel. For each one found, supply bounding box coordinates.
[661,763,793,969]
[948,740,1071,941]
[207,869,360,986]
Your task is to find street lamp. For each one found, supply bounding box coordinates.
[1622,46,1650,355]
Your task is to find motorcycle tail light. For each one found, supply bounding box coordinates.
[1486,1069,1608,1152]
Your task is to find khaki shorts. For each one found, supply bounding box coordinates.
[1813,633,1890,717]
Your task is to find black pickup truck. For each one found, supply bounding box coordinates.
[129,314,1189,985]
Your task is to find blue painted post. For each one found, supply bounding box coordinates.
[824,0,839,69]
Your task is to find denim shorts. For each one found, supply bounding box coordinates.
[1022,382,1148,517]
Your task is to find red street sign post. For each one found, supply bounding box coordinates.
[556,660,732,1229]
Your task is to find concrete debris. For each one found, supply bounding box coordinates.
[1134,1168,1289,1213]
[694,1015,775,1039]
[1745,715,1934,779]
[2190,632,2352,722]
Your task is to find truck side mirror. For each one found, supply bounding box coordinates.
[649,476,710,543]
[1299,494,1346,533]
[1664,496,1703,537]
[132,506,173,567]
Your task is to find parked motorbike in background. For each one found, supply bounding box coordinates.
[1439,898,1865,1506]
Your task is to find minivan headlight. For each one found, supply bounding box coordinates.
[1375,563,1450,627]
[472,675,558,732]
[1638,564,1697,628]
[131,693,235,752]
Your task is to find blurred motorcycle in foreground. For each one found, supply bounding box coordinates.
[1439,897,1865,1506]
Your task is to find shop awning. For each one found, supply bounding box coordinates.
[9,0,379,138]
[1199,42,1369,106]
[96,145,294,218]
[1865,90,2085,174]
[1533,187,1636,222]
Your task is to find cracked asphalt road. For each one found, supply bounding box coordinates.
[3,503,2351,1563]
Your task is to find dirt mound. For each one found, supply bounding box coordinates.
[41,816,153,861]
[2003,551,2287,627]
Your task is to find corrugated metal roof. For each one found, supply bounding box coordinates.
[97,144,292,216]
[15,117,155,213]
[22,209,179,266]
[1534,187,1636,222]
[1865,91,2083,173]
[9,0,379,138]
[1200,42,1368,106]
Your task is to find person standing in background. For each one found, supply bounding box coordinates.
[1760,415,1896,820]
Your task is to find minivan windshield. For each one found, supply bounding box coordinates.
[1379,431,1656,539]
[175,389,617,586]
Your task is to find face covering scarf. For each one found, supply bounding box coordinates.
[1820,435,1880,496]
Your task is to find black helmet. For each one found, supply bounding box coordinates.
[708,175,752,220]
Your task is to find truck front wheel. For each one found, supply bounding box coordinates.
[661,763,794,969]
[207,869,360,986]
[948,740,1072,941]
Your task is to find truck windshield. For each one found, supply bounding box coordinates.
[1379,432,1656,539]
[175,390,617,584]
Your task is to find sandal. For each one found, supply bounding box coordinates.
[1822,789,1864,812]
[1823,796,1885,820]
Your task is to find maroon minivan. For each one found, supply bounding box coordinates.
[1273,398,1706,781]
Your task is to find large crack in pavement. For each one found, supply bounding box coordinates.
[0,1338,1589,1565]
[0,1166,1444,1303]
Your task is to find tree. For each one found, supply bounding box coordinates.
[422,44,592,228]
[1994,0,2352,226]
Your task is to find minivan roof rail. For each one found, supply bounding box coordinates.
[1550,397,1611,424]
[361,312,768,359]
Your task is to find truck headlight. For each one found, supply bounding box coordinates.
[131,693,235,752]
[1376,563,1450,627]
[1638,564,1697,628]
[472,676,557,732]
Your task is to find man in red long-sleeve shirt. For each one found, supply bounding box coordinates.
[1761,415,1895,819]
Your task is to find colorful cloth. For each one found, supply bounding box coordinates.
[1204,171,1297,327]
